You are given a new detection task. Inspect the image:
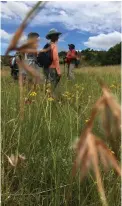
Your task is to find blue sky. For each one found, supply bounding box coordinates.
[1,1,121,55]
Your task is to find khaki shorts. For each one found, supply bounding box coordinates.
[25,59,40,82]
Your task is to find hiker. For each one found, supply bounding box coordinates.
[37,29,62,96]
[10,54,19,80]
[66,44,77,80]
[24,32,41,88]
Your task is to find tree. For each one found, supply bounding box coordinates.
[80,42,121,66]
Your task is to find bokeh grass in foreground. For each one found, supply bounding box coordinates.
[2,65,121,206]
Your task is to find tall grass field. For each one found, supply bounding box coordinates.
[2,65,121,206]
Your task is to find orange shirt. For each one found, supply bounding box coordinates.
[49,42,61,75]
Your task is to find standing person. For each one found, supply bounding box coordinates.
[44,29,62,96]
[25,32,41,89]
[10,54,19,80]
[66,44,77,80]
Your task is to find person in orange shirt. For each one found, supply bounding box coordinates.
[66,44,77,79]
[44,29,62,94]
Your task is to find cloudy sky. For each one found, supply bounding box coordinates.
[1,1,121,55]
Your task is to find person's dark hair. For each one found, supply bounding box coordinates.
[68,44,75,49]
[28,32,39,39]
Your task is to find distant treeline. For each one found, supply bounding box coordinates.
[1,55,13,67]
[59,42,121,66]
[1,42,121,67]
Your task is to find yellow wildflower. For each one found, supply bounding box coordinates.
[85,119,90,123]
[67,97,71,101]
[62,91,71,98]
[30,92,37,97]
[110,84,116,88]
[62,94,68,97]
[65,91,70,95]
[47,97,54,102]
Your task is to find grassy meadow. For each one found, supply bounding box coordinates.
[2,65,121,206]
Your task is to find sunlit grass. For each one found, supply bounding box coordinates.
[2,66,121,206]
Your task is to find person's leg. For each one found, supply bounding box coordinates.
[49,68,61,96]
[67,64,70,79]
[11,67,13,76]
[26,61,39,91]
[21,71,27,85]
[54,71,61,89]
[33,62,41,85]
[43,68,50,94]
[69,63,75,79]
[14,71,18,80]
[43,67,49,84]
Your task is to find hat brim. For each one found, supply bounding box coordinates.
[46,32,62,40]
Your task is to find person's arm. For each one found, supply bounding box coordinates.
[51,44,61,75]
[38,46,51,53]
[67,50,76,59]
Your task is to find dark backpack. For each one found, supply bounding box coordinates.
[37,43,52,68]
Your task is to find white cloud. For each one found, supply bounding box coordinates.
[1,1,121,34]
[0,29,46,54]
[84,31,122,50]
[1,1,30,20]
[1,29,12,41]
[59,33,68,42]
[0,29,27,53]
[1,29,27,43]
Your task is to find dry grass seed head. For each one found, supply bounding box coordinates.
[5,1,46,55]
[6,154,26,167]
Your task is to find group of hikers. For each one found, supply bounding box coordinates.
[10,29,80,95]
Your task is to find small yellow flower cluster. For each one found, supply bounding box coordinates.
[30,92,37,97]
[47,97,54,102]
[62,91,71,97]
[75,84,84,90]
[110,84,116,89]
[85,119,90,123]
[62,91,74,101]
[74,84,81,90]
